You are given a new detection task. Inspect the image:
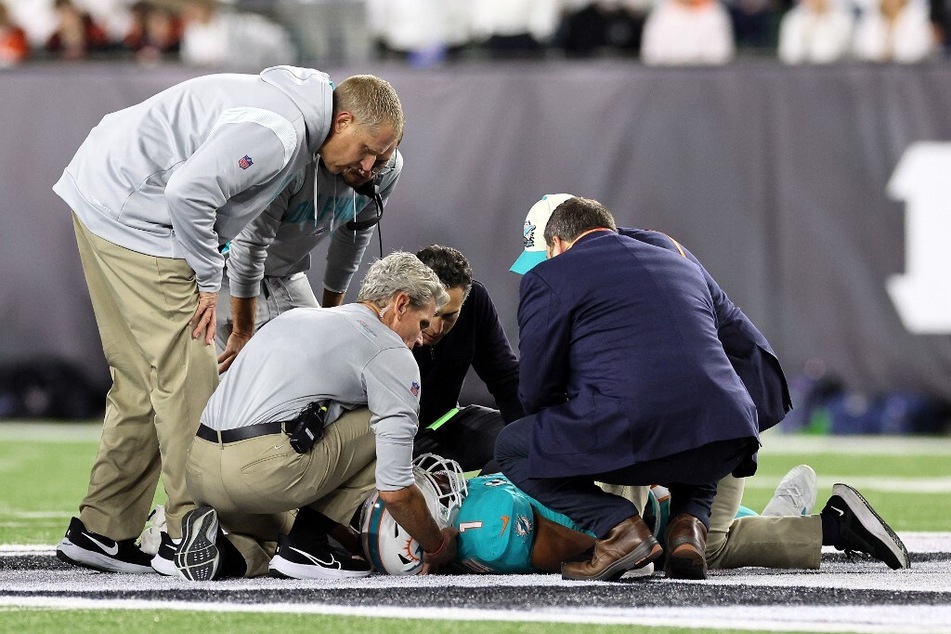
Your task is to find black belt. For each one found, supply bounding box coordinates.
[196,422,291,444]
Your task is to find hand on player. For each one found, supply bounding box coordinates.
[217,330,251,373]
[421,526,458,575]
[190,291,218,346]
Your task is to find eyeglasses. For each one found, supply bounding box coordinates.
[368,156,396,177]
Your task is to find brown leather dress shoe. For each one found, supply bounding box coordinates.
[561,515,662,581]
[664,514,708,580]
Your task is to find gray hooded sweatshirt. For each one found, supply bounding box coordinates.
[53,66,334,293]
[225,152,403,300]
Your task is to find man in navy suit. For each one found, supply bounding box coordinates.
[496,195,763,581]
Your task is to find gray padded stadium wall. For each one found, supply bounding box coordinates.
[1,61,950,411]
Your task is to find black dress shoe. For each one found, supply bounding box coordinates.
[562,515,662,581]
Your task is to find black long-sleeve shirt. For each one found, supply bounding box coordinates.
[413,280,524,428]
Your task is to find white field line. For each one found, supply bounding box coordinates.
[1,596,950,634]
[2,532,950,559]
[743,476,951,493]
[0,423,102,442]
[757,429,951,455]
[1,552,950,633]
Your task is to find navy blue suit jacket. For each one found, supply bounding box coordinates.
[620,228,791,431]
[517,230,763,478]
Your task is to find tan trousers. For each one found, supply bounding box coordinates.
[603,475,821,569]
[72,213,218,540]
[706,475,821,569]
[185,408,377,577]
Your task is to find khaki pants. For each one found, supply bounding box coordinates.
[185,408,377,577]
[72,213,218,540]
[604,475,822,569]
[215,271,318,352]
[706,475,821,569]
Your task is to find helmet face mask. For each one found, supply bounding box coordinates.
[412,452,467,527]
[359,453,468,575]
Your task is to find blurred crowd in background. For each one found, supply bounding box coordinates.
[1,0,950,69]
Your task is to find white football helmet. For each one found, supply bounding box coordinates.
[359,453,468,575]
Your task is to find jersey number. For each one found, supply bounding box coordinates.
[457,521,484,533]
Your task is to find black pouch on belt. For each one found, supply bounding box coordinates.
[288,401,327,454]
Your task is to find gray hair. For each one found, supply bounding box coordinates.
[358,251,448,310]
[334,75,405,141]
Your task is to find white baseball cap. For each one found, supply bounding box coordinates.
[509,193,576,274]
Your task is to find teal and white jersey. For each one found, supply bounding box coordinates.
[454,474,594,574]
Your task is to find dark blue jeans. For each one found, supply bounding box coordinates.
[495,415,754,538]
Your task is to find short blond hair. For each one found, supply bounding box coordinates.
[334,75,404,141]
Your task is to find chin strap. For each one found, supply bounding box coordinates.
[346,180,385,258]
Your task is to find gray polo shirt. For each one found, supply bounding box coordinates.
[200,303,421,490]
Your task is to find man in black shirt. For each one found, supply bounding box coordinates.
[413,245,524,471]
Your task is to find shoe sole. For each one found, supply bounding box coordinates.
[268,554,371,580]
[561,537,663,582]
[832,483,910,570]
[665,543,708,580]
[150,552,180,577]
[175,507,221,581]
[56,539,155,574]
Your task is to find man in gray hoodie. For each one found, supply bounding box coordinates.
[52,65,404,574]
[215,143,403,373]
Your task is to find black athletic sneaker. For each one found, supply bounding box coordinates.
[175,506,222,581]
[150,532,179,576]
[268,532,371,580]
[56,517,154,574]
[822,483,911,570]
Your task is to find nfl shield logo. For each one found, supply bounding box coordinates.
[410,382,420,397]
[238,155,253,170]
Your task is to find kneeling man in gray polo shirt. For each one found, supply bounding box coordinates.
[172,251,454,580]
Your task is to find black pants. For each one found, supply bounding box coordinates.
[413,404,505,472]
[495,415,755,538]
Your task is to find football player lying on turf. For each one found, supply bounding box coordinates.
[360,455,596,575]
[360,458,909,577]
[360,454,706,576]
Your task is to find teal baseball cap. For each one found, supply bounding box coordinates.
[509,193,576,274]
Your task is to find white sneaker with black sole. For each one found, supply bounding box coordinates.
[56,517,154,574]
[150,531,180,576]
[268,532,371,580]
[822,483,911,570]
[175,506,221,581]
[763,464,818,517]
